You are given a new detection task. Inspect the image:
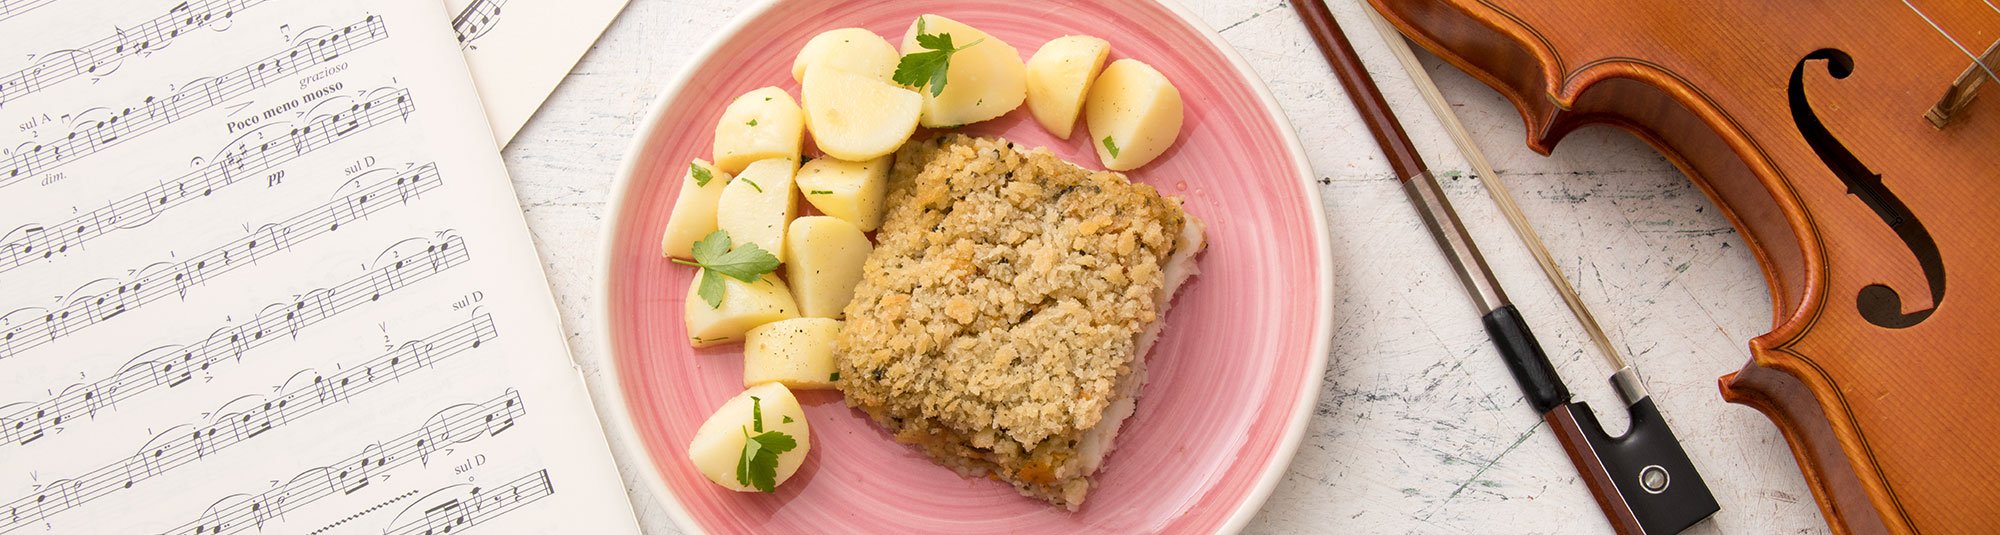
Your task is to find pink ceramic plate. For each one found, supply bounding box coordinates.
[599,0,1331,532]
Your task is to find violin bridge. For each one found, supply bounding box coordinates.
[1927,40,1999,129]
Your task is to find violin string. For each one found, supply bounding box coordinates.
[1902,0,2000,83]
[1360,6,1631,372]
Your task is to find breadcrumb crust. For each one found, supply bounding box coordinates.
[835,134,1196,509]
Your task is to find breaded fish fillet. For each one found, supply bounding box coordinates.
[835,134,1204,510]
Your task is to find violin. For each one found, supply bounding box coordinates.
[1364,1,2000,532]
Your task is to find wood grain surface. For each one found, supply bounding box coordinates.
[497,0,1828,532]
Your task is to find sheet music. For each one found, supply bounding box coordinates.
[0,1,641,533]
[442,0,630,147]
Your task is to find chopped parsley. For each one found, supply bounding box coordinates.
[1102,136,1121,158]
[829,371,841,381]
[690,163,715,187]
[892,16,984,97]
[746,119,759,127]
[671,230,780,308]
[735,396,797,493]
[808,189,833,195]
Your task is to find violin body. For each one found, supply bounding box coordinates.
[1368,1,2000,532]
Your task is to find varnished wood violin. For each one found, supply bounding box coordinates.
[1352,0,2000,532]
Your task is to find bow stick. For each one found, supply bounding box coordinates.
[1290,1,1721,533]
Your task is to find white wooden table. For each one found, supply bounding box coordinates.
[499,0,1831,532]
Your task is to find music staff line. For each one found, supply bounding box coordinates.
[451,0,505,46]
[0,163,442,361]
[0,307,489,454]
[0,0,56,25]
[0,0,271,109]
[0,14,388,190]
[0,233,471,448]
[149,390,526,535]
[384,469,553,535]
[0,316,501,534]
[0,89,416,275]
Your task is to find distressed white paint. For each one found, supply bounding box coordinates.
[499,0,1829,532]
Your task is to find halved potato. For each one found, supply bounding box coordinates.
[793,156,888,232]
[1085,59,1182,171]
[792,28,898,83]
[1024,35,1110,139]
[744,318,843,389]
[686,382,810,492]
[661,160,732,259]
[715,158,798,263]
[713,87,804,174]
[684,272,800,347]
[783,216,872,318]
[899,15,1025,127]
[802,66,922,161]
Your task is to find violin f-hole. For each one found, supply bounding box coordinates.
[1788,49,1946,329]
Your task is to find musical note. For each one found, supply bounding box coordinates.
[0,165,442,360]
[0,320,501,533]
[0,236,473,452]
[145,391,527,535]
[1,3,642,533]
[0,89,417,275]
[0,0,272,110]
[451,0,506,47]
[0,14,389,191]
[382,469,554,535]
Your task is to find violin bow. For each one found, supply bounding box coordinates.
[1290,1,1721,533]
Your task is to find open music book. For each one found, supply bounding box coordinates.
[0,0,643,532]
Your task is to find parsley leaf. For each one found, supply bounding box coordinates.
[690,163,715,187]
[747,119,758,127]
[733,396,798,492]
[736,427,765,486]
[671,230,780,308]
[703,244,778,282]
[892,16,984,97]
[1102,136,1121,158]
[753,429,796,452]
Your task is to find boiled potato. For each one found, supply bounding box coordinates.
[899,15,1025,127]
[715,158,798,263]
[660,160,732,259]
[684,272,800,347]
[744,318,843,389]
[686,382,810,492]
[802,66,922,161]
[792,28,898,83]
[713,87,804,174]
[1085,59,1182,171]
[794,156,888,231]
[783,217,872,318]
[1024,35,1110,139]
